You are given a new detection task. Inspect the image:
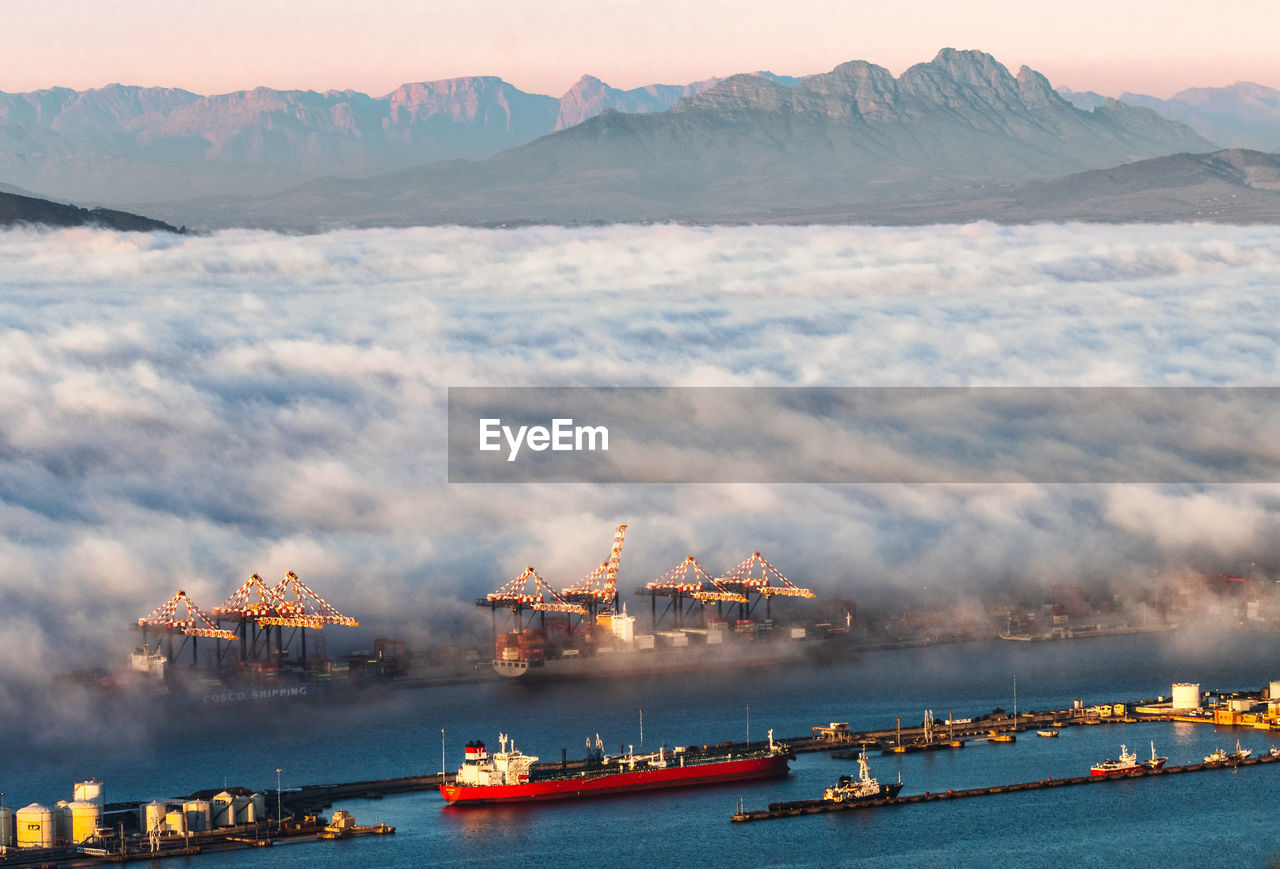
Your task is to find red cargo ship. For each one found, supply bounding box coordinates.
[440,731,793,805]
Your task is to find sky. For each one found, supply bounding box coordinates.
[5,0,1279,99]
[2,221,1279,698]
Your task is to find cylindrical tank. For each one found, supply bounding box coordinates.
[142,801,168,834]
[73,780,105,808]
[182,800,211,832]
[0,806,15,847]
[1172,682,1201,710]
[247,793,267,823]
[54,800,70,842]
[211,792,235,828]
[1270,680,1280,700]
[231,796,251,825]
[68,800,101,845]
[164,811,187,833]
[15,803,56,849]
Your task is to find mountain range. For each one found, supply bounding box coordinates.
[138,49,1224,229]
[0,71,798,204]
[2,48,1278,229]
[1059,82,1280,152]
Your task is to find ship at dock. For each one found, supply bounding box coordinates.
[440,730,794,805]
[479,525,851,681]
[1091,742,1167,775]
[822,750,904,803]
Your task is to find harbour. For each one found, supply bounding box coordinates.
[7,632,1280,867]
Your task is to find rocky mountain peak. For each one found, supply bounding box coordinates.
[673,73,792,113]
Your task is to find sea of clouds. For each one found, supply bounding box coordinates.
[1,221,1278,685]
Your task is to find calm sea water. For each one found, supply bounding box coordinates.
[7,632,1280,868]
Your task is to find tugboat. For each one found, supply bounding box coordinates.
[822,750,904,803]
[440,730,793,805]
[1091,744,1141,775]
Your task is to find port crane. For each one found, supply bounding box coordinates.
[637,555,747,628]
[137,589,236,666]
[211,573,296,665]
[139,572,359,676]
[561,524,628,618]
[264,571,358,670]
[475,525,625,655]
[716,551,814,622]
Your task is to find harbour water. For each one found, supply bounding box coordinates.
[6,631,1280,867]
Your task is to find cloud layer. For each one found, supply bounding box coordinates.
[1,221,1279,689]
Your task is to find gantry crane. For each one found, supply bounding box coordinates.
[716,551,814,621]
[636,555,747,629]
[137,589,236,668]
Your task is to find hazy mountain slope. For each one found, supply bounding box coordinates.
[148,50,1218,230]
[553,71,802,129]
[0,189,181,231]
[0,73,770,204]
[1121,83,1280,151]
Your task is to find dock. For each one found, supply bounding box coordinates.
[731,752,1280,822]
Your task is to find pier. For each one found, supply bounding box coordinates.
[730,752,1280,822]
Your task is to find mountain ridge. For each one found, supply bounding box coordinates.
[133,49,1231,231]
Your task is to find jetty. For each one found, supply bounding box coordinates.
[731,752,1280,822]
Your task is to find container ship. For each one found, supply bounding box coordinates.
[440,731,794,805]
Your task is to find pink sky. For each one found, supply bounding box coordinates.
[6,0,1278,99]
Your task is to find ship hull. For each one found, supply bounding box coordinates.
[440,752,791,805]
[492,636,850,681]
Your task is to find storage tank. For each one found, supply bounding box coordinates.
[247,793,267,824]
[73,779,105,809]
[68,800,101,845]
[15,803,56,849]
[211,792,235,828]
[164,811,187,833]
[182,800,211,832]
[54,800,70,842]
[0,806,15,847]
[231,796,252,824]
[1172,682,1201,710]
[142,801,168,834]
[1269,680,1280,700]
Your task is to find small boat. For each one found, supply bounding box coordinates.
[1204,748,1229,764]
[1036,730,1058,738]
[1268,747,1279,758]
[1141,741,1168,771]
[1092,744,1141,775]
[822,750,904,803]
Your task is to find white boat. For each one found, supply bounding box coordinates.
[1091,744,1141,775]
[823,750,904,803]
